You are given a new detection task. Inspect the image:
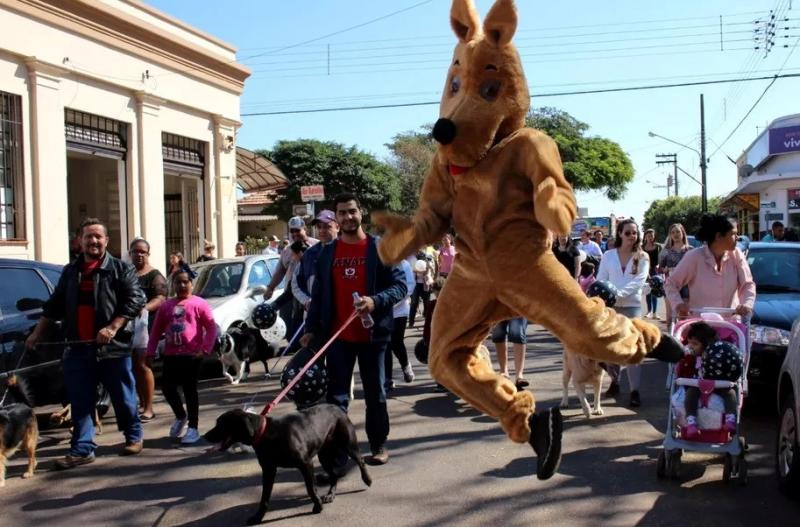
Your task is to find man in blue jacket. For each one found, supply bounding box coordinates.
[301,193,407,465]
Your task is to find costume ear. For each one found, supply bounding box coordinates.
[483,0,518,47]
[450,0,481,43]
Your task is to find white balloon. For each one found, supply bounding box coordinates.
[414,259,427,273]
[260,316,287,343]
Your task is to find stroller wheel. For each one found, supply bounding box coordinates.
[656,450,667,479]
[723,454,733,483]
[668,450,682,480]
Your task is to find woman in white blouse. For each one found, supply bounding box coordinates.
[597,219,650,407]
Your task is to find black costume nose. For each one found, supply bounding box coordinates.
[432,118,457,145]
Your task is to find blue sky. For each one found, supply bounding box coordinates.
[151,0,800,226]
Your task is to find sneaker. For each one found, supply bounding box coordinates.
[605,380,620,398]
[364,446,389,465]
[169,418,188,439]
[528,408,563,480]
[629,390,642,407]
[54,454,95,470]
[402,364,415,383]
[181,427,201,445]
[120,441,143,456]
[683,423,700,439]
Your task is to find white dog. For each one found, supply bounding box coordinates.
[560,350,605,418]
[216,333,247,385]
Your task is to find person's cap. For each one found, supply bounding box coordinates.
[268,235,279,242]
[288,216,306,230]
[311,210,336,226]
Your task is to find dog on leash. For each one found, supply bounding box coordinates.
[0,376,38,487]
[216,327,278,385]
[559,350,605,418]
[205,405,371,524]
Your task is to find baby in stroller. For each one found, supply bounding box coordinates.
[676,321,743,439]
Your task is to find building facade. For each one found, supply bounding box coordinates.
[0,0,249,268]
[723,113,800,238]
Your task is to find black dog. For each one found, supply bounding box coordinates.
[0,376,38,487]
[204,405,371,524]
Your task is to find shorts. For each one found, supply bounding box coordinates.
[491,318,528,344]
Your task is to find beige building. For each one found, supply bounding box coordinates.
[0,0,250,269]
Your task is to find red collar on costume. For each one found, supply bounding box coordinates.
[448,164,468,176]
[252,415,268,445]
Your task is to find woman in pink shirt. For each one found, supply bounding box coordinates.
[147,270,217,444]
[665,215,755,319]
[438,234,456,278]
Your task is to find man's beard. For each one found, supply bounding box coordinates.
[341,221,360,234]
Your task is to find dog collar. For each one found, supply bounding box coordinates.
[448,164,467,176]
[252,415,268,446]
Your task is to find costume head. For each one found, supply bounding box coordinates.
[432,0,529,168]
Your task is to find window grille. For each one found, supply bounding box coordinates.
[0,92,24,240]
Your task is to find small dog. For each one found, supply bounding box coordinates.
[205,405,371,524]
[217,327,278,385]
[559,350,605,418]
[0,376,38,486]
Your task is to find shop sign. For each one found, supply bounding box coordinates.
[769,126,800,155]
[789,188,800,210]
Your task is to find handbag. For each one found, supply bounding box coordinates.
[131,310,149,350]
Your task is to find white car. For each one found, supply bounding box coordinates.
[192,255,285,334]
[777,318,800,497]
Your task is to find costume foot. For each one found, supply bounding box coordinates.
[528,408,563,480]
[647,333,684,363]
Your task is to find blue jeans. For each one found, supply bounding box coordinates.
[491,318,528,344]
[326,340,389,452]
[62,345,142,457]
[646,293,658,314]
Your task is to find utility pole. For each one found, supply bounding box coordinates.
[655,153,678,196]
[700,93,708,212]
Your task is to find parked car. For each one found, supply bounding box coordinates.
[0,258,65,407]
[777,319,800,498]
[746,242,800,390]
[686,235,703,248]
[191,254,285,334]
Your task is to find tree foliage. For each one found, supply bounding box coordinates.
[259,139,402,219]
[384,125,436,215]
[526,107,634,200]
[642,195,722,242]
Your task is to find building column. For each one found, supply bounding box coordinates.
[25,58,68,264]
[134,92,166,271]
[212,115,240,258]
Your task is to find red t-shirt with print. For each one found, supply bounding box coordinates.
[332,238,369,343]
[77,258,102,341]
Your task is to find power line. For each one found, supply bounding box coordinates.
[241,72,800,117]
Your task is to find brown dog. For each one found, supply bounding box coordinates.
[559,351,605,418]
[49,404,103,435]
[0,376,38,487]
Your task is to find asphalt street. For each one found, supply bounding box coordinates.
[2,319,799,527]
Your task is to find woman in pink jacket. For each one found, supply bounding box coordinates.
[147,270,217,444]
[665,215,756,320]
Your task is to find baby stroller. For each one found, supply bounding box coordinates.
[657,307,751,484]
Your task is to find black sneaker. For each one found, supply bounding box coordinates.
[629,390,641,407]
[647,333,685,363]
[528,408,563,480]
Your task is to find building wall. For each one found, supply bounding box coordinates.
[0,1,245,268]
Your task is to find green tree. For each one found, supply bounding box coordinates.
[259,139,402,220]
[385,125,436,215]
[643,195,722,242]
[526,107,634,200]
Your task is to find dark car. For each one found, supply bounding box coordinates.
[0,258,65,407]
[746,242,800,390]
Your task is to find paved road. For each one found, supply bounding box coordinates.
[2,322,799,526]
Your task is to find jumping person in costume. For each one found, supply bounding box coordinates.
[373,0,684,480]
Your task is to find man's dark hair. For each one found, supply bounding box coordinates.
[333,193,360,210]
[79,217,107,236]
[290,240,309,254]
[686,321,718,348]
[772,221,785,229]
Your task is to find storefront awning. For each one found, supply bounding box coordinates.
[236,147,288,192]
[238,214,279,222]
[720,192,760,213]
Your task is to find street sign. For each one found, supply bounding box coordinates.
[300,185,325,202]
[292,203,312,217]
[761,201,776,209]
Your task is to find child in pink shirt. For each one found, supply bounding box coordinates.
[147,270,217,444]
[578,261,596,293]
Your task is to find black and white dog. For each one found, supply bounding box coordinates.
[216,327,278,385]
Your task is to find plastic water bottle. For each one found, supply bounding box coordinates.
[352,292,375,329]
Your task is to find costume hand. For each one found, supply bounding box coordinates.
[97,325,118,344]
[534,178,577,236]
[355,296,375,314]
[371,211,416,264]
[676,303,690,317]
[735,305,752,316]
[300,333,314,348]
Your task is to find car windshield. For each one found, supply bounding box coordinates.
[747,249,800,293]
[194,262,245,298]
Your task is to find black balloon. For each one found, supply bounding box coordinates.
[702,340,743,382]
[648,275,666,298]
[414,339,429,365]
[280,347,327,409]
[587,280,619,308]
[251,302,278,330]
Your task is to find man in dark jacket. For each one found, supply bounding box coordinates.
[301,194,407,465]
[26,218,146,469]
